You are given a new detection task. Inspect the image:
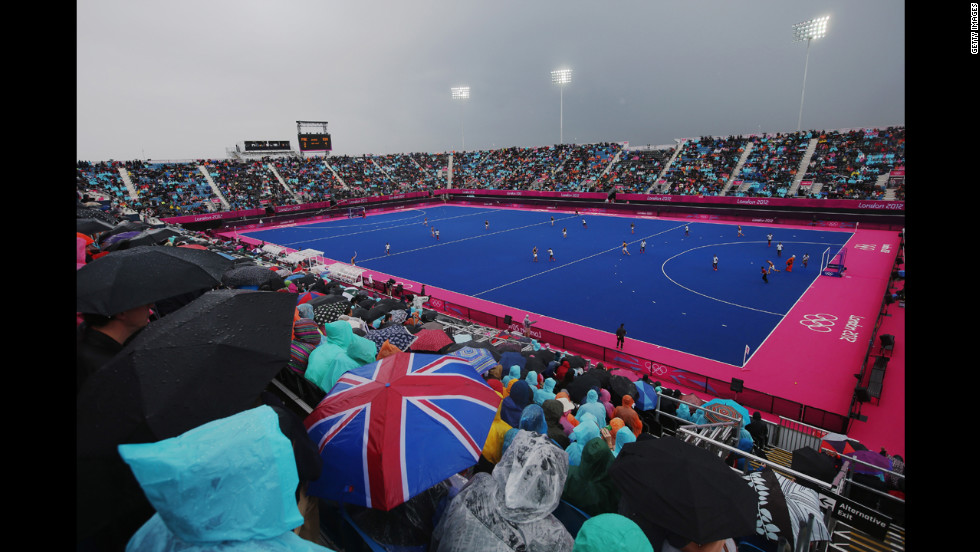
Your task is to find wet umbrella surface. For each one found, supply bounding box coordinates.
[76,245,234,316]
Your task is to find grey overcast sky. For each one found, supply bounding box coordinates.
[76,0,904,162]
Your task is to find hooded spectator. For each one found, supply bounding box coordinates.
[562,437,620,516]
[431,430,573,552]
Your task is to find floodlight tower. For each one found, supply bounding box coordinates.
[451,86,470,150]
[792,15,829,132]
[551,68,572,144]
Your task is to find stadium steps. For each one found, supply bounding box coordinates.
[198,165,231,210]
[831,523,905,552]
[788,137,819,196]
[721,140,754,196]
[323,159,348,190]
[116,166,140,200]
[647,141,682,194]
[268,163,301,202]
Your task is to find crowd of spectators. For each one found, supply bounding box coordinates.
[203,158,298,211]
[734,132,811,198]
[659,136,744,196]
[597,147,675,193]
[77,126,906,221]
[802,127,905,200]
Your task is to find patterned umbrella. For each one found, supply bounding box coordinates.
[446,346,498,375]
[313,301,349,325]
[77,206,118,225]
[364,325,417,351]
[743,467,795,547]
[773,471,832,543]
[304,353,499,511]
[389,310,408,325]
[700,398,751,428]
[408,328,454,353]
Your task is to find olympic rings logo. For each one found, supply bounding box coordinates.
[643,361,669,376]
[800,313,838,332]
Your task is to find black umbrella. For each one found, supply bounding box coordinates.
[77,289,297,455]
[608,374,639,406]
[309,293,349,308]
[790,447,838,486]
[221,264,285,289]
[77,289,297,541]
[565,371,604,404]
[77,218,115,235]
[610,437,759,545]
[77,246,234,316]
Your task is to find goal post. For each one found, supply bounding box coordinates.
[347,206,366,218]
[820,245,847,277]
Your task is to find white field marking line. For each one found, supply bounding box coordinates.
[356,211,583,263]
[743,235,854,363]
[660,240,845,317]
[472,223,687,296]
[281,208,491,248]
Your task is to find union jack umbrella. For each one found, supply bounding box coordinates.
[304,352,501,511]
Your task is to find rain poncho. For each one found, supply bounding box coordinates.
[566,413,601,466]
[562,437,620,516]
[614,426,636,456]
[533,378,557,406]
[613,406,642,438]
[524,370,540,390]
[431,430,574,552]
[572,513,653,552]
[576,389,607,425]
[518,404,548,435]
[598,389,615,420]
[303,321,377,392]
[499,381,533,427]
[502,365,522,388]
[118,406,334,551]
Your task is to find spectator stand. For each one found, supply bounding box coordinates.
[729,132,812,198]
[598,145,675,194]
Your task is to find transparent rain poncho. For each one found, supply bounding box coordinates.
[431,430,573,552]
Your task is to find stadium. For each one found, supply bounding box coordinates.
[77,3,904,552]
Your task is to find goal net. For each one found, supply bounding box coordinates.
[347,206,366,218]
[820,246,847,277]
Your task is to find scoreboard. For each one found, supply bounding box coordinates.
[244,140,291,152]
[298,133,332,152]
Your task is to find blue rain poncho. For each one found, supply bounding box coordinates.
[533,377,557,406]
[576,389,607,426]
[501,365,522,388]
[118,405,334,551]
[565,413,601,466]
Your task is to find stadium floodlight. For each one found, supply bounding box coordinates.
[551,68,572,144]
[451,86,470,150]
[792,15,830,132]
